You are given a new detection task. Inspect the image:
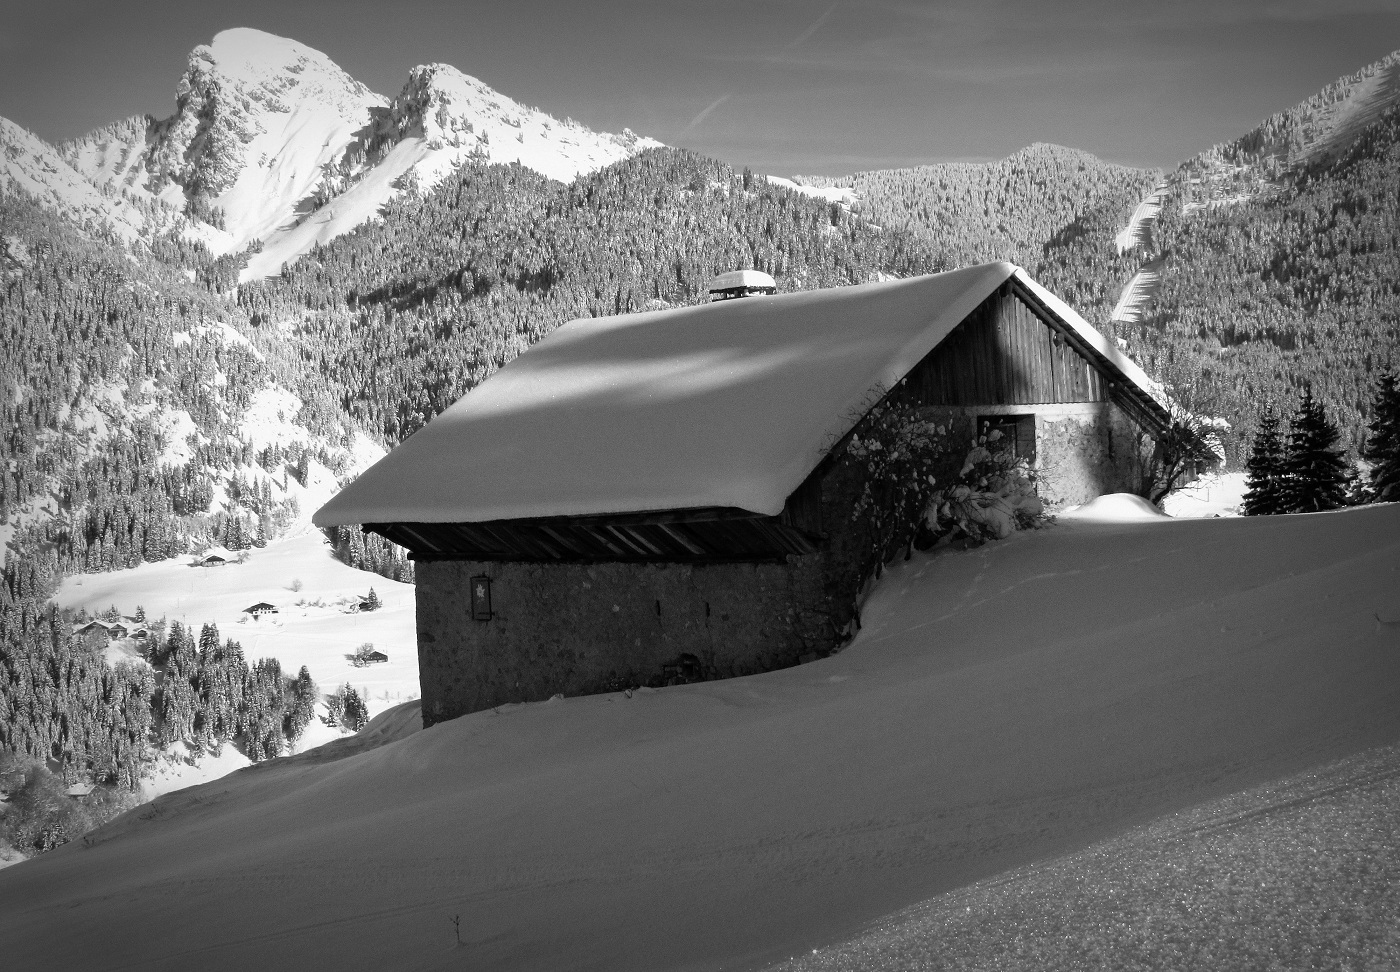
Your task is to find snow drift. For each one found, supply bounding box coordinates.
[2,504,1398,971]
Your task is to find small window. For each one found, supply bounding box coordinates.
[470,575,493,621]
[978,415,1036,464]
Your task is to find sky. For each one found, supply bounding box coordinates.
[2,0,1398,175]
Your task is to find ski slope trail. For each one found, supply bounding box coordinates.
[1110,182,1169,324]
[2,504,1398,972]
[1111,254,1166,324]
[1113,183,1169,256]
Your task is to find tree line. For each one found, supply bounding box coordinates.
[798,142,1161,270]
[0,601,324,856]
[1242,373,1400,514]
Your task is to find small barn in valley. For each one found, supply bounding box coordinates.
[316,262,1199,726]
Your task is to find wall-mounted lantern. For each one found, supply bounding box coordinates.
[470,575,493,621]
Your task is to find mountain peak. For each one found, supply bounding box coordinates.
[205,27,323,71]
[16,28,661,277]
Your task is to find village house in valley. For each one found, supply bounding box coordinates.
[316,262,1201,726]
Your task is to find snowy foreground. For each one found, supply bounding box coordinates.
[2,501,1399,970]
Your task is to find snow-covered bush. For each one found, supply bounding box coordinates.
[845,405,1047,572]
[844,401,955,578]
[924,427,1046,544]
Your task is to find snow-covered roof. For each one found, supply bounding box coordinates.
[709,269,777,297]
[315,262,1163,527]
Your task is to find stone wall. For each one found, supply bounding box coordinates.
[415,555,848,725]
[923,402,1148,509]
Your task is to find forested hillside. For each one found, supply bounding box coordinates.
[1105,106,1400,453]
[239,147,949,442]
[0,193,373,804]
[1177,49,1400,209]
[0,194,363,591]
[797,143,1160,269]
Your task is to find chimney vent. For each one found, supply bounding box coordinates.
[708,269,777,301]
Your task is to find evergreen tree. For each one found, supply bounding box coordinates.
[364,588,380,612]
[1241,406,1287,515]
[325,688,346,728]
[1283,389,1349,512]
[1362,373,1400,502]
[341,686,370,732]
[285,666,317,745]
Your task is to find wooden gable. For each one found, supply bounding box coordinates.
[890,278,1172,442]
[904,282,1107,407]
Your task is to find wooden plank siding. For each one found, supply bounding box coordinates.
[904,284,1108,408]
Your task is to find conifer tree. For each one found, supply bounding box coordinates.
[285,666,317,744]
[342,686,370,732]
[365,587,380,612]
[1283,389,1349,512]
[1242,406,1286,516]
[1362,373,1400,502]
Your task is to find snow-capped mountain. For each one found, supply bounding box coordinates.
[13,28,661,278]
[62,28,386,258]
[245,58,660,280]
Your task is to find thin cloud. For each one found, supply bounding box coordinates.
[787,2,840,49]
[682,93,732,134]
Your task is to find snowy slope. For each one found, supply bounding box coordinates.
[1109,254,1165,324]
[1238,47,1400,168]
[2,503,1397,971]
[0,117,153,244]
[1113,182,1168,255]
[56,528,418,746]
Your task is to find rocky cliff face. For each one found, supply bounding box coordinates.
[317,62,660,204]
